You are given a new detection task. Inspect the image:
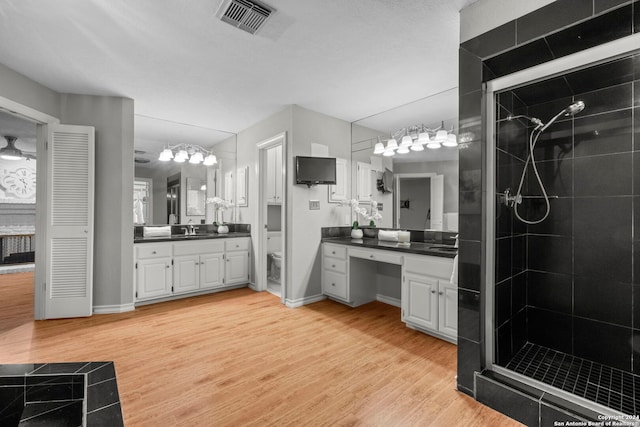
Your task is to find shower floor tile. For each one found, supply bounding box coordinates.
[505,342,639,415]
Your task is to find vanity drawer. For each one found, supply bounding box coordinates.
[324,258,347,274]
[323,244,346,259]
[136,243,172,259]
[225,238,250,252]
[173,240,224,256]
[323,270,347,300]
[404,254,454,279]
[348,247,403,265]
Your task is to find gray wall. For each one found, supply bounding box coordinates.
[60,94,135,307]
[0,62,60,119]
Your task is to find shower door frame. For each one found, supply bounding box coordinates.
[483,32,640,415]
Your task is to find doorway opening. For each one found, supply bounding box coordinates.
[0,112,37,273]
[257,133,286,303]
[394,173,444,230]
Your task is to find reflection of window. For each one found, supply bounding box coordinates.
[134,178,152,224]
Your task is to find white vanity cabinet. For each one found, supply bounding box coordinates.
[173,240,225,293]
[135,237,250,303]
[320,241,457,343]
[402,254,457,342]
[322,243,348,301]
[224,238,250,285]
[135,243,173,300]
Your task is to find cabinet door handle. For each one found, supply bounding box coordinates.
[165,265,170,269]
[438,291,443,295]
[331,283,335,287]
[332,251,335,255]
[431,290,436,294]
[152,251,157,254]
[369,255,374,259]
[332,264,336,268]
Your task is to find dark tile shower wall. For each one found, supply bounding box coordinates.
[457,0,640,408]
[493,55,639,373]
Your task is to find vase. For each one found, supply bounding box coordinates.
[351,229,363,239]
[217,225,229,234]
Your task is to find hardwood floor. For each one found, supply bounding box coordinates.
[0,272,522,426]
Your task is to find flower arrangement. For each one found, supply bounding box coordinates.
[206,197,233,225]
[339,198,383,227]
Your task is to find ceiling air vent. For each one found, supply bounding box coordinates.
[216,0,275,35]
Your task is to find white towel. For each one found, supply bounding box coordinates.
[378,230,399,242]
[450,255,458,285]
[143,226,171,238]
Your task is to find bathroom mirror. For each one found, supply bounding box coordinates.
[350,88,459,231]
[133,115,237,225]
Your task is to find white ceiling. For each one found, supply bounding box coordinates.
[0,0,477,157]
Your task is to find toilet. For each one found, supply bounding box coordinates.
[270,251,282,280]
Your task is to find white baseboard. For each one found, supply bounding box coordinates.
[248,282,259,292]
[93,303,135,314]
[285,294,326,308]
[376,294,401,308]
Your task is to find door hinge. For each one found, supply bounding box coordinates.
[222,278,225,284]
[45,140,48,150]
[402,275,405,283]
[223,254,225,260]
[171,286,174,292]
[135,262,138,269]
[171,259,174,265]
[135,291,138,298]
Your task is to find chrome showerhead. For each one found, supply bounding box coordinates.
[563,101,585,116]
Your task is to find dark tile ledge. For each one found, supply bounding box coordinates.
[0,362,123,426]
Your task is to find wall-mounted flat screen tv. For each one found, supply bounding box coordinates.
[295,156,336,186]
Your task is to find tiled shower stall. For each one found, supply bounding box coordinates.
[458,0,640,424]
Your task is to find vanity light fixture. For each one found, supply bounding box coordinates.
[158,143,218,166]
[376,122,458,156]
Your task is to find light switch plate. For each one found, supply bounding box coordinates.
[309,200,320,210]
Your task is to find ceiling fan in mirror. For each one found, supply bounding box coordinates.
[0,136,36,160]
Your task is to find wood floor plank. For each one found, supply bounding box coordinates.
[0,272,523,426]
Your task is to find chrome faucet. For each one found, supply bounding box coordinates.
[185,220,195,235]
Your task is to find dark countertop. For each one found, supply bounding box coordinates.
[135,232,251,244]
[322,237,457,258]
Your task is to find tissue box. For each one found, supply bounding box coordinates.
[378,230,399,242]
[143,226,172,238]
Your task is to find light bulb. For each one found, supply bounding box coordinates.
[410,142,424,151]
[382,149,395,157]
[443,133,458,147]
[435,130,448,142]
[417,131,430,144]
[386,138,398,151]
[426,141,442,149]
[189,152,204,164]
[203,154,217,166]
[158,148,174,161]
[400,135,413,148]
[373,142,385,154]
[396,146,409,154]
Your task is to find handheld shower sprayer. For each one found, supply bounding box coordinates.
[505,101,585,224]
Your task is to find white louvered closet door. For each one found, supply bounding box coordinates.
[45,124,95,319]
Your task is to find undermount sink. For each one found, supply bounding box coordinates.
[428,245,458,252]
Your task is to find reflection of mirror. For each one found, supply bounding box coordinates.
[351,88,459,231]
[186,178,206,216]
[133,115,237,225]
